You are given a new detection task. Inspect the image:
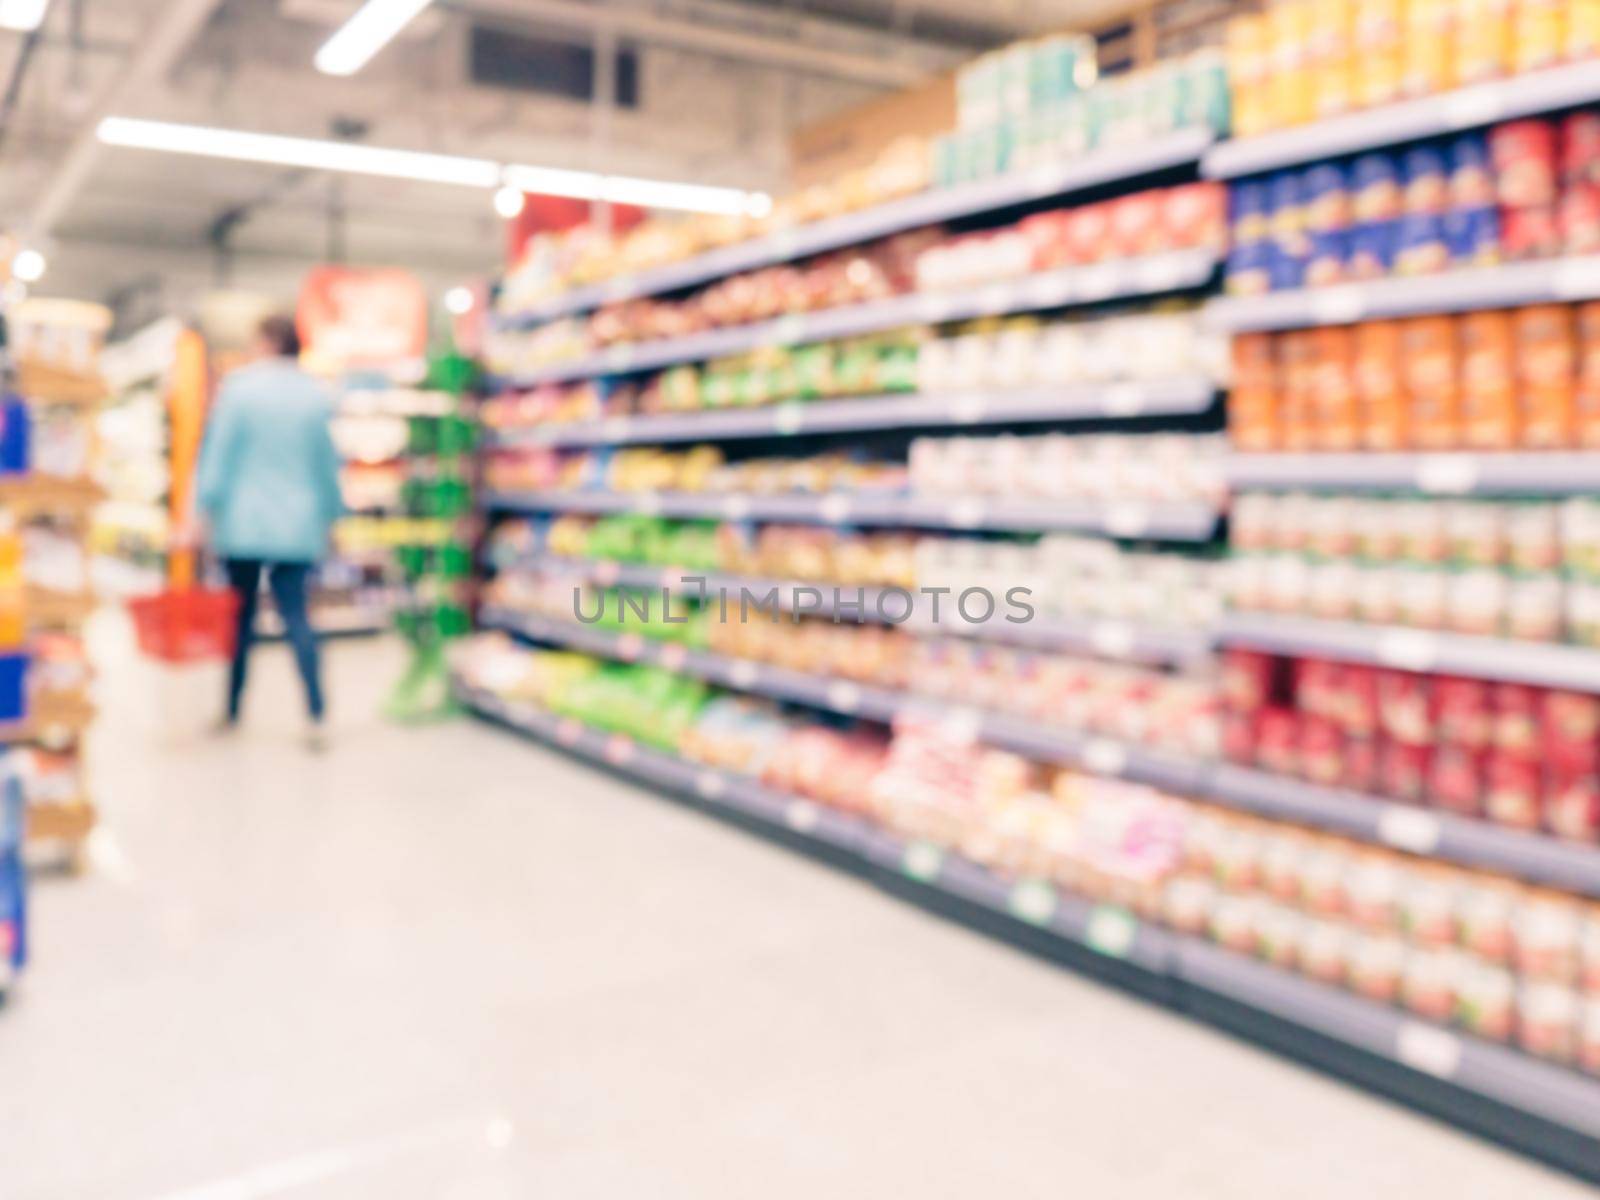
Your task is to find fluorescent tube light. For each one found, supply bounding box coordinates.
[315,0,435,76]
[0,0,50,31]
[97,116,769,215]
[97,117,499,187]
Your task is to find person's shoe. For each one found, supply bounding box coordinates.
[304,724,328,754]
[210,716,239,737]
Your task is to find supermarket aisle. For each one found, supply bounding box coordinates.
[0,630,1592,1200]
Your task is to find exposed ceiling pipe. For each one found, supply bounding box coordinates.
[27,0,227,237]
[0,25,44,157]
[452,0,956,88]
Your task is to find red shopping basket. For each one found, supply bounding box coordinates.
[127,587,240,663]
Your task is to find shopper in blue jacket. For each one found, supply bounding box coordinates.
[196,315,344,747]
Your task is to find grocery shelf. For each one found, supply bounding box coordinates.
[478,604,1205,790]
[1204,257,1600,332]
[1172,939,1600,1143]
[503,555,1216,666]
[1203,761,1600,898]
[484,488,1223,540]
[1203,61,1600,179]
[1219,611,1600,693]
[498,128,1217,327]
[493,246,1221,387]
[458,683,1600,1178]
[1226,451,1600,495]
[486,376,1218,449]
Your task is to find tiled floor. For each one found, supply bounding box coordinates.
[0,625,1593,1199]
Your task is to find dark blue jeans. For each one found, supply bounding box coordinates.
[224,559,325,724]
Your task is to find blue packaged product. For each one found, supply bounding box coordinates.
[1267,171,1309,258]
[1348,219,1397,279]
[1352,152,1402,223]
[1448,132,1495,210]
[1394,212,1448,275]
[1225,241,1273,296]
[1402,143,1449,215]
[0,394,27,475]
[1306,229,1349,286]
[1303,162,1351,232]
[1269,245,1307,291]
[1230,179,1270,244]
[1443,207,1501,268]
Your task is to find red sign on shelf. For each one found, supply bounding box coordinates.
[296,266,427,372]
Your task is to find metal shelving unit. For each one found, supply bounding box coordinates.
[498,127,1217,327]
[1204,257,1600,333]
[485,376,1217,449]
[504,554,1215,666]
[477,605,1205,790]
[1226,451,1600,495]
[456,683,1600,1181]
[484,489,1224,540]
[1204,761,1600,898]
[495,247,1220,387]
[1219,611,1600,693]
[1202,60,1600,180]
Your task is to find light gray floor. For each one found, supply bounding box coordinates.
[0,626,1594,1199]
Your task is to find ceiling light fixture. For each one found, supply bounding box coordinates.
[314,0,435,77]
[444,286,475,315]
[97,117,498,187]
[11,249,46,283]
[96,116,767,216]
[0,0,50,32]
[492,185,526,219]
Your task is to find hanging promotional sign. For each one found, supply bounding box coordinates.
[295,266,427,374]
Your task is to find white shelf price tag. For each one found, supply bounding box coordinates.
[1444,86,1505,130]
[976,281,1013,314]
[603,344,636,373]
[771,227,801,260]
[1008,879,1057,926]
[772,314,806,346]
[615,633,645,662]
[1376,628,1439,672]
[1309,285,1366,325]
[601,415,633,442]
[947,394,989,424]
[902,840,945,883]
[942,706,984,746]
[825,680,862,713]
[658,643,689,672]
[772,403,804,435]
[603,275,638,303]
[603,735,635,766]
[1415,455,1479,495]
[728,660,761,689]
[1377,806,1442,854]
[1104,502,1151,538]
[1085,905,1138,958]
[633,491,663,516]
[1024,272,1076,309]
[819,494,853,524]
[1082,738,1128,777]
[1135,254,1182,294]
[1100,383,1147,418]
[918,292,958,323]
[592,560,621,587]
[1395,1022,1462,1079]
[721,495,752,521]
[1077,263,1118,300]
[1026,162,1068,197]
[555,718,584,747]
[1554,256,1600,299]
[785,800,820,833]
[695,771,727,800]
[946,497,987,529]
[1088,621,1136,659]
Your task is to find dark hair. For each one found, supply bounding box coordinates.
[259,314,302,358]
